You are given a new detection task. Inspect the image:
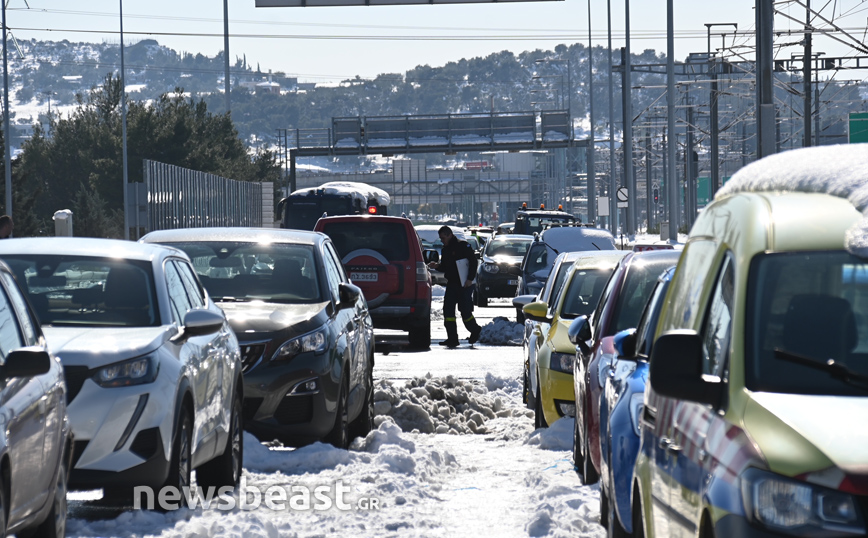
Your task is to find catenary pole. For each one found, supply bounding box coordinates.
[607,0,618,234]
[623,0,635,234]
[666,0,678,241]
[224,0,231,114]
[120,0,130,240]
[2,2,11,218]
[587,0,596,225]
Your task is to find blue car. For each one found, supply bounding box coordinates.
[598,266,675,536]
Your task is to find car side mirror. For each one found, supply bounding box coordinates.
[649,330,723,407]
[507,266,522,276]
[423,250,440,264]
[522,301,550,323]
[182,309,225,338]
[568,316,592,355]
[613,328,638,361]
[338,282,362,310]
[2,347,51,379]
[512,294,537,309]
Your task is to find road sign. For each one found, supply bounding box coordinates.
[616,187,629,208]
[598,196,610,217]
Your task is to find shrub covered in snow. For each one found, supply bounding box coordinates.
[371,374,532,435]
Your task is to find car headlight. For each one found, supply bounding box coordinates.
[740,468,866,535]
[483,263,500,274]
[94,355,159,388]
[550,352,575,374]
[628,392,644,436]
[273,326,329,361]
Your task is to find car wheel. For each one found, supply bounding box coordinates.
[533,380,548,429]
[607,474,632,538]
[522,371,528,405]
[27,455,67,538]
[633,490,646,538]
[573,413,585,476]
[408,323,431,350]
[349,364,374,439]
[163,408,193,508]
[197,393,243,490]
[582,417,600,485]
[600,481,610,529]
[0,475,6,537]
[515,307,525,324]
[475,291,488,307]
[326,379,349,449]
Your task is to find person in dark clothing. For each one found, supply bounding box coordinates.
[427,226,482,348]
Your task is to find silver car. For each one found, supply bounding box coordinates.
[0,238,243,502]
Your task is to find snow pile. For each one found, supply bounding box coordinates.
[526,417,575,451]
[371,374,532,435]
[243,433,352,474]
[432,284,446,297]
[716,144,868,258]
[290,181,391,207]
[478,316,524,346]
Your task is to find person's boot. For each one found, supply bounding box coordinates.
[466,316,482,344]
[440,320,460,348]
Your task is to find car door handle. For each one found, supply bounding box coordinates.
[38,395,48,415]
[667,444,682,455]
[658,437,671,449]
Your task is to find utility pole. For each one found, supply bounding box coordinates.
[120,0,130,240]
[587,0,596,225]
[686,102,695,227]
[706,23,736,195]
[224,0,231,114]
[645,129,652,231]
[607,0,618,234]
[2,2,11,217]
[804,0,812,147]
[623,0,635,235]
[756,0,776,158]
[666,0,678,240]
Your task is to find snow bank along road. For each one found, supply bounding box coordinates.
[66,299,607,538]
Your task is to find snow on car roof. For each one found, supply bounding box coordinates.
[716,144,868,258]
[291,181,391,207]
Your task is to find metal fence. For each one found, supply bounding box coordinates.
[143,160,264,232]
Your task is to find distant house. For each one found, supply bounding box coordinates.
[61,75,83,88]
[255,81,280,94]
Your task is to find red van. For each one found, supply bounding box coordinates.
[314,215,432,349]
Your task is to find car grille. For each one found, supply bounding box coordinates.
[273,395,313,425]
[243,397,263,422]
[240,343,267,373]
[64,366,91,404]
[130,427,162,460]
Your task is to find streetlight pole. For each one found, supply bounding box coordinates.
[2,2,11,218]
[224,0,231,114]
[120,0,129,240]
[666,0,678,241]
[623,0,635,234]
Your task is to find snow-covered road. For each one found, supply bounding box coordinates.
[65,299,607,538]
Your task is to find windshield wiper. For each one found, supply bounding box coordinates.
[543,241,560,255]
[774,348,868,392]
[591,242,601,250]
[212,296,252,303]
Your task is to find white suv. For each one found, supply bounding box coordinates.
[0,238,243,501]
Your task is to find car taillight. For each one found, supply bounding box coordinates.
[368,206,377,214]
[416,262,428,281]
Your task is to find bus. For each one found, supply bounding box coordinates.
[277,181,391,230]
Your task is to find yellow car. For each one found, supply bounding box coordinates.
[523,251,626,427]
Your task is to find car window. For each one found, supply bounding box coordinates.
[321,221,410,261]
[0,284,22,357]
[547,261,576,316]
[635,278,671,357]
[173,260,205,308]
[324,243,348,282]
[700,257,734,379]
[165,261,194,323]
[607,257,680,336]
[746,250,868,395]
[162,242,323,304]
[659,240,718,333]
[0,272,38,346]
[561,268,614,319]
[2,256,159,328]
[591,262,621,337]
[485,238,531,257]
[525,243,548,274]
[322,247,343,302]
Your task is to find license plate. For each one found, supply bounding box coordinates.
[508,279,518,285]
[351,272,379,282]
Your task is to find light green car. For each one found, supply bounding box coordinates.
[633,144,868,538]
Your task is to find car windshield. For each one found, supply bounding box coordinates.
[322,222,410,261]
[561,268,614,319]
[3,255,159,327]
[485,238,531,257]
[525,243,549,274]
[607,258,680,336]
[164,242,323,304]
[746,251,868,396]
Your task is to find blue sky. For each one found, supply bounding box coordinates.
[6,0,866,82]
